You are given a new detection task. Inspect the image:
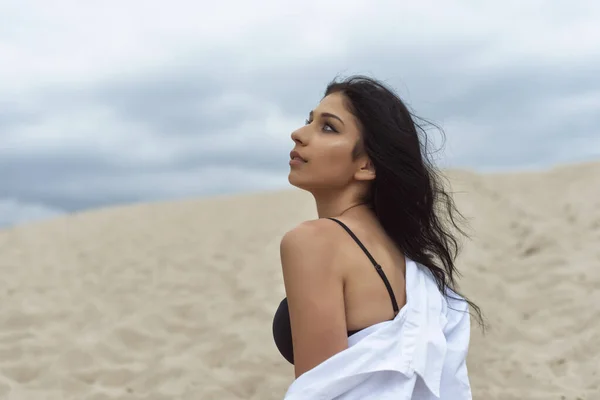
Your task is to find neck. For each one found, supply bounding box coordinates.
[312,188,369,219]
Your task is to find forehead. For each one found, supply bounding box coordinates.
[315,91,361,135]
[315,92,351,117]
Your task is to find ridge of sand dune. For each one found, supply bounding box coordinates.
[0,162,599,399]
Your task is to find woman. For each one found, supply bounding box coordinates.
[272,76,483,399]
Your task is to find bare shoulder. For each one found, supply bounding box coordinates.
[280,219,342,260]
[279,219,348,377]
[279,219,346,293]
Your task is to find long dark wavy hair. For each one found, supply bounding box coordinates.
[325,75,484,329]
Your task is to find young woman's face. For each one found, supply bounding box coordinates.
[288,92,365,192]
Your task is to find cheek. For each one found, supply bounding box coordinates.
[290,143,355,188]
[316,147,350,174]
[319,140,354,171]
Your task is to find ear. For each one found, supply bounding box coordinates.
[354,158,376,181]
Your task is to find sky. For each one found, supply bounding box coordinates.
[1,0,600,228]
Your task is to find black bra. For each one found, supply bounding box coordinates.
[272,217,399,364]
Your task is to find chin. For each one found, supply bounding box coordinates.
[287,172,309,190]
[287,172,300,187]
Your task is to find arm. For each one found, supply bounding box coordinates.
[280,220,349,378]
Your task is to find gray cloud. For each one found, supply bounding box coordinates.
[89,73,234,136]
[2,1,600,227]
[0,198,66,228]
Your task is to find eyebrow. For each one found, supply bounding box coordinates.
[309,110,345,126]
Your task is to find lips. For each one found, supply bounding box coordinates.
[290,150,307,162]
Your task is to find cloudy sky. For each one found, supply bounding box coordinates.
[1,1,599,228]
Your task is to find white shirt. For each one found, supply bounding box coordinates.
[283,257,472,400]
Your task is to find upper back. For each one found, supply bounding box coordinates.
[326,216,407,333]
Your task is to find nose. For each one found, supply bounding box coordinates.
[291,126,307,146]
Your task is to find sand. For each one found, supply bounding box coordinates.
[0,161,598,399]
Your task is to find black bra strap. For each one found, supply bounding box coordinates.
[327,218,399,314]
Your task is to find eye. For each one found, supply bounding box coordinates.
[304,118,337,133]
[323,123,336,133]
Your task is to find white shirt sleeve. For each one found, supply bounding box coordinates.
[438,296,472,399]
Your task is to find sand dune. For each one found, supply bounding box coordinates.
[0,161,598,399]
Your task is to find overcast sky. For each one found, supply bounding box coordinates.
[1,1,600,228]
